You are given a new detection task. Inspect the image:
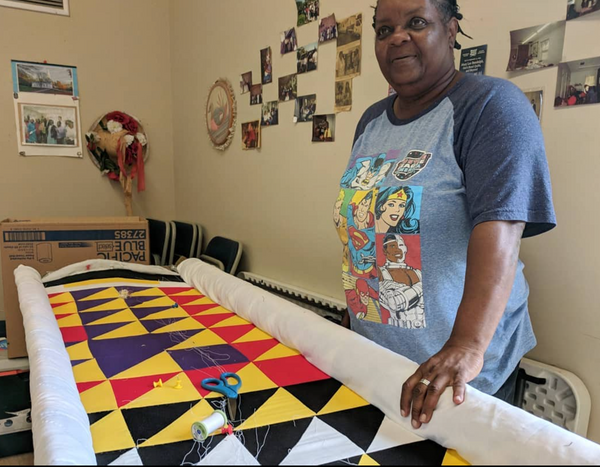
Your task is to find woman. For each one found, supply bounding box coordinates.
[335,0,555,430]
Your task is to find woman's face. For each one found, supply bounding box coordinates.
[374,0,457,95]
[380,198,407,228]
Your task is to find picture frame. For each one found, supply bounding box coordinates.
[0,0,69,16]
[205,78,237,151]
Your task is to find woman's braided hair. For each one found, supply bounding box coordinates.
[372,0,472,50]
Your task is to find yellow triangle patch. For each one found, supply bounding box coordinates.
[81,298,128,312]
[183,297,216,306]
[56,313,83,328]
[73,358,106,383]
[67,341,93,361]
[52,302,78,315]
[80,287,121,301]
[141,307,190,321]
[359,454,380,465]
[111,352,183,380]
[254,343,300,361]
[318,385,370,415]
[233,327,273,344]
[171,289,203,297]
[235,388,315,431]
[236,363,278,394]
[140,399,214,447]
[124,373,201,409]
[193,306,233,316]
[92,321,149,340]
[87,309,137,325]
[210,315,252,328]
[80,381,117,414]
[152,317,205,334]
[442,449,470,466]
[132,296,176,308]
[167,329,227,350]
[130,287,166,297]
[90,409,135,454]
[49,292,73,305]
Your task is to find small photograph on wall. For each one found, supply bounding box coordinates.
[459,45,488,75]
[522,89,544,121]
[297,42,318,74]
[312,114,335,142]
[260,47,273,85]
[12,61,78,97]
[506,21,566,72]
[278,73,298,102]
[250,84,263,105]
[261,101,279,126]
[240,72,252,94]
[335,78,352,113]
[336,43,361,80]
[337,13,362,47]
[567,0,600,20]
[319,14,338,42]
[242,120,261,150]
[280,28,298,55]
[19,103,78,146]
[294,94,317,123]
[554,56,600,107]
[0,0,69,16]
[296,0,319,26]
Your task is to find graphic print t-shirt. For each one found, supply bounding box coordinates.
[334,74,556,394]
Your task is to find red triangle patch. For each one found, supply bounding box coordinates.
[192,313,234,328]
[51,302,71,309]
[60,326,88,343]
[231,339,279,362]
[160,287,198,295]
[76,380,104,394]
[110,372,179,408]
[181,303,221,315]
[185,363,248,397]
[209,324,255,343]
[170,295,207,307]
[254,355,329,387]
[54,313,74,321]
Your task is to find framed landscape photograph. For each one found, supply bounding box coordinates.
[0,0,69,16]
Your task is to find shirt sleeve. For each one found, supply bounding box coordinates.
[456,80,556,238]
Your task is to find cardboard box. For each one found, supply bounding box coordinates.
[1,217,149,358]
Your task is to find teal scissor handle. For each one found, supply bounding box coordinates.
[201,372,242,398]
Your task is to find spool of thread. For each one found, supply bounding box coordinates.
[191,410,228,442]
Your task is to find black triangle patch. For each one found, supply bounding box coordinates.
[138,436,226,465]
[205,388,279,425]
[121,400,200,443]
[95,448,133,465]
[284,378,343,413]
[243,417,313,465]
[88,410,113,426]
[369,440,446,465]
[318,405,385,451]
[322,454,364,465]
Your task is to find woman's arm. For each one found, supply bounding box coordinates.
[400,219,525,429]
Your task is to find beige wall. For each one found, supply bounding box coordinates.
[170,0,600,442]
[0,0,176,318]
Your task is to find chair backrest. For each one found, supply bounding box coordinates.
[202,236,242,275]
[517,357,591,437]
[171,221,198,264]
[194,224,203,259]
[146,218,171,266]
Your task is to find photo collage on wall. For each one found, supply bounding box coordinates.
[11,60,82,158]
[240,0,354,150]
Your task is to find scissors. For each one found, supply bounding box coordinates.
[201,372,242,421]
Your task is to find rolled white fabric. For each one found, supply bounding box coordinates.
[15,265,97,466]
[179,258,600,465]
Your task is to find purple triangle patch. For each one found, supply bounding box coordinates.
[70,287,112,301]
[77,298,120,312]
[140,318,185,333]
[131,306,176,320]
[85,322,131,340]
[80,309,127,326]
[125,296,165,308]
[168,344,248,371]
[71,359,91,367]
[88,332,193,379]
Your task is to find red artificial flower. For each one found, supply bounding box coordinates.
[107,171,119,181]
[105,111,139,134]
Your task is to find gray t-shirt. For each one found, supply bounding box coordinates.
[334,74,556,394]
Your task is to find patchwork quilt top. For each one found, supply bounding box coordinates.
[46,271,467,465]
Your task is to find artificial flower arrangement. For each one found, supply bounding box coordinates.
[86,111,148,215]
